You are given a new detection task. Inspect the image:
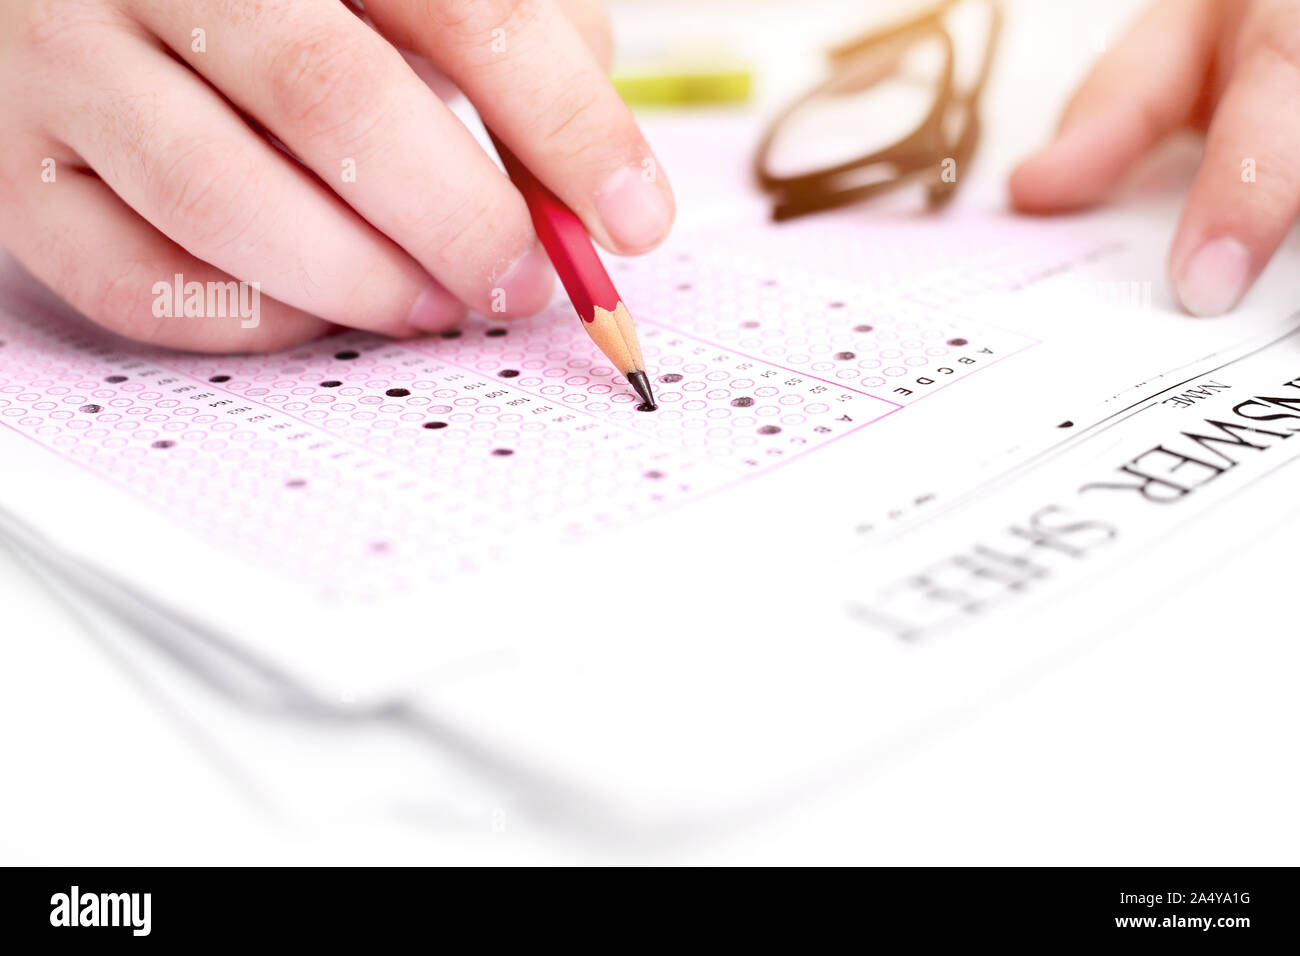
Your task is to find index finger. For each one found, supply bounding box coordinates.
[364,0,675,255]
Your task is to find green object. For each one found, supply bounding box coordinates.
[613,66,752,106]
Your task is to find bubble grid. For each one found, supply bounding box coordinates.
[0,246,1028,602]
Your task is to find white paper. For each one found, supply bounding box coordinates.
[3,113,1300,832]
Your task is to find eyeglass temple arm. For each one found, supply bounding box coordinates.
[827,0,1002,70]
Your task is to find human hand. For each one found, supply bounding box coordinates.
[0,0,674,351]
[1010,0,1297,317]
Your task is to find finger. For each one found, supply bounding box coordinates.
[0,163,328,352]
[384,0,612,107]
[337,1,465,102]
[1169,1,1300,317]
[132,0,554,319]
[552,0,615,70]
[365,0,675,255]
[360,0,612,103]
[45,28,463,338]
[1009,0,1218,213]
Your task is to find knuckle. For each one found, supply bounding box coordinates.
[427,0,542,46]
[17,1,71,59]
[534,81,603,149]
[419,192,509,279]
[209,0,272,31]
[154,141,262,252]
[267,25,390,143]
[16,0,120,77]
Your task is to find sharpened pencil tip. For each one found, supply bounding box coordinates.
[628,369,657,411]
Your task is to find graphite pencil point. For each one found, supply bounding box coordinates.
[627,370,657,410]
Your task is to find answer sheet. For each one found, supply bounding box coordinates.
[3,113,1300,829]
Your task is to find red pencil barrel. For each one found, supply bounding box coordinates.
[490,134,622,322]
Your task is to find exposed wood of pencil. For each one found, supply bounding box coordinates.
[585,301,646,375]
[488,131,650,379]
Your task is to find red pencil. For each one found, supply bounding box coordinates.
[489,132,656,411]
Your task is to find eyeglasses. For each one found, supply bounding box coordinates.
[754,0,1003,221]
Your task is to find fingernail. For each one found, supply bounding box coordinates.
[1175,237,1252,317]
[406,280,464,334]
[596,164,671,252]
[494,242,554,315]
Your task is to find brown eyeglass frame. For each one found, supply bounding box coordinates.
[754,0,1003,221]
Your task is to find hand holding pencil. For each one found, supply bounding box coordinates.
[0,0,673,352]
[489,133,659,411]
